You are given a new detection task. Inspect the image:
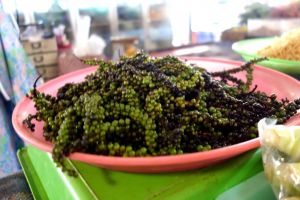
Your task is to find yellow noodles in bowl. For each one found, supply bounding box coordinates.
[257,28,300,61]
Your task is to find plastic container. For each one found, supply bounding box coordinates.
[232,37,300,79]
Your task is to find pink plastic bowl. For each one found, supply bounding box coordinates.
[12,57,300,173]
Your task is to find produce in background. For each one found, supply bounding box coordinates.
[239,2,271,25]
[257,28,300,61]
[221,26,247,42]
[23,53,300,176]
[259,119,300,200]
[270,1,300,18]
[239,1,300,25]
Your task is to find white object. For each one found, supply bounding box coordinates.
[73,33,106,57]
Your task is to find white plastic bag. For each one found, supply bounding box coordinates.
[258,118,300,200]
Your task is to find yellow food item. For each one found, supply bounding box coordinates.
[283,197,300,200]
[257,28,300,61]
[125,46,137,57]
[262,125,300,162]
[265,162,300,197]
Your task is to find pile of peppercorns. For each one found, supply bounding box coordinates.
[23,53,300,176]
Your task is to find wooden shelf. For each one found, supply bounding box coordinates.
[90,22,110,27]
[118,19,143,25]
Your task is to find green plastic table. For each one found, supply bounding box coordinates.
[17,146,275,200]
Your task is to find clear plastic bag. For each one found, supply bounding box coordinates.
[258,118,300,200]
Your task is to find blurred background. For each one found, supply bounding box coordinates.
[2,0,300,80]
[1,1,300,197]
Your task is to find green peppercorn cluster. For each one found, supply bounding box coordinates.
[23,52,300,176]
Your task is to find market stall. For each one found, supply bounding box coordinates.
[1,1,300,200]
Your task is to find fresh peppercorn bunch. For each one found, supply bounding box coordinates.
[23,53,300,176]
